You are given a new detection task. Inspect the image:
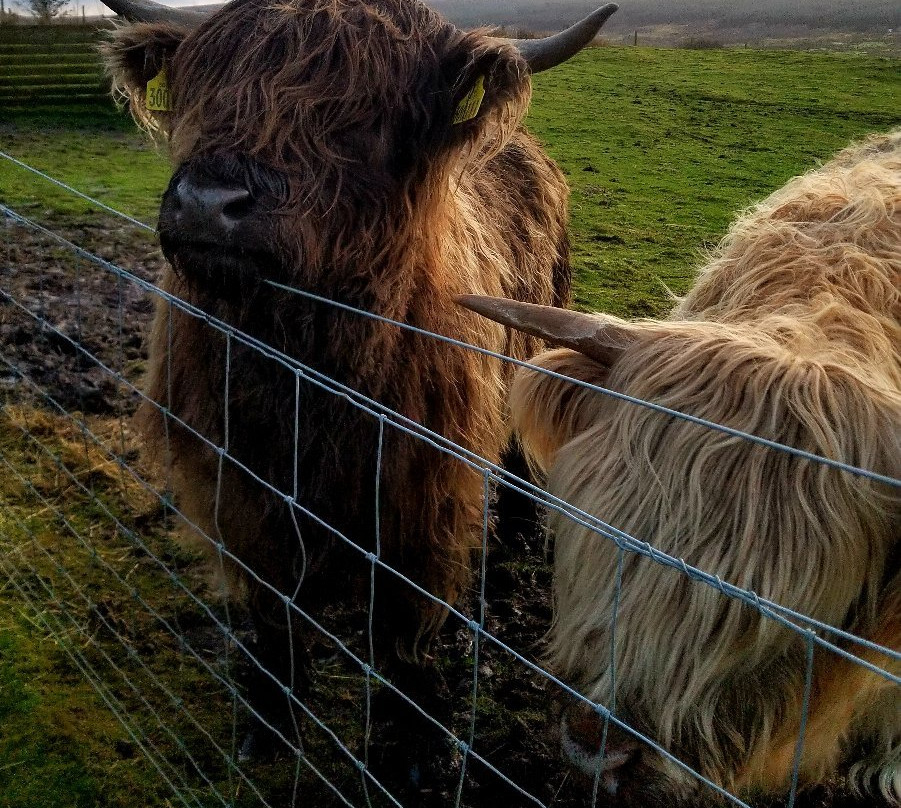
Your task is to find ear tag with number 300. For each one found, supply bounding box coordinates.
[452,75,485,125]
[146,66,171,112]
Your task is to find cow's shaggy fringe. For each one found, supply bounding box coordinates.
[511,130,900,804]
[102,0,537,274]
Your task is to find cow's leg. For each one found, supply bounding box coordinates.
[238,576,312,761]
[494,440,544,552]
[366,580,452,803]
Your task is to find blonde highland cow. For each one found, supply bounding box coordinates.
[460,131,901,806]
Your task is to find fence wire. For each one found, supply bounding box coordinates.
[0,150,897,808]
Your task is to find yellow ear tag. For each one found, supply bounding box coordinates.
[452,75,485,125]
[146,67,172,112]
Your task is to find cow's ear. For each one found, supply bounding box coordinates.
[100,23,188,128]
[439,39,529,153]
[510,348,619,472]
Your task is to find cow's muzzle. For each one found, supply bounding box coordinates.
[158,155,283,299]
[160,175,253,245]
[561,702,641,795]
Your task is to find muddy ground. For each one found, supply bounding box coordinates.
[0,210,884,808]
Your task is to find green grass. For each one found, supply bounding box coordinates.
[0,104,170,222]
[0,407,265,807]
[0,629,125,808]
[0,410,193,807]
[0,407,415,808]
[0,24,103,46]
[529,46,900,314]
[0,45,899,807]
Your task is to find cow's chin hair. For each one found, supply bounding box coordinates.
[164,243,281,305]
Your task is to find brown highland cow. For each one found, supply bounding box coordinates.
[99,0,618,778]
[461,131,901,805]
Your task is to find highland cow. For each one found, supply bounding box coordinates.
[459,131,901,805]
[99,0,618,776]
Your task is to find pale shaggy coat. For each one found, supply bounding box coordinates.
[512,131,900,804]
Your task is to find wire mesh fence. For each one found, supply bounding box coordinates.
[0,148,898,808]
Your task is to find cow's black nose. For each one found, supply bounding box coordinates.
[160,176,253,242]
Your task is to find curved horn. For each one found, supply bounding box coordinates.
[99,0,214,26]
[509,4,619,73]
[456,295,633,366]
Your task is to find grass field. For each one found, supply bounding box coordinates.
[0,44,899,808]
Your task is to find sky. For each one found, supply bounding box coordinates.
[47,0,901,28]
[44,0,212,17]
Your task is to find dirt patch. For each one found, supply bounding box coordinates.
[0,212,162,414]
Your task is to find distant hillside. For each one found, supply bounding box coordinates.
[430,0,898,31]
[12,1,898,52]
[430,0,900,49]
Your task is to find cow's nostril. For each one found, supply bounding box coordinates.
[221,191,253,222]
[161,176,255,242]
